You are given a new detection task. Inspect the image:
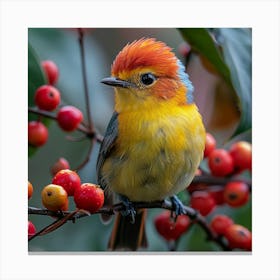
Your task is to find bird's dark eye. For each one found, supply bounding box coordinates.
[140,73,157,86]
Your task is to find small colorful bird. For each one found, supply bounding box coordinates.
[97,38,205,250]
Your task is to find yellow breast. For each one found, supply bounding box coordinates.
[101,103,205,201]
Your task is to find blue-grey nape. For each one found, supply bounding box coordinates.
[177,60,194,104]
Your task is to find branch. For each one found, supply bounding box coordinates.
[28,107,103,143]
[191,174,252,190]
[78,28,94,131]
[28,209,81,241]
[74,137,95,171]
[28,201,230,250]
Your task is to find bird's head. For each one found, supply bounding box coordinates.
[101,38,194,112]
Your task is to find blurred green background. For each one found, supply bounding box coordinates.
[28,28,251,252]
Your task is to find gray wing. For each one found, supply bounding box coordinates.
[96,111,119,191]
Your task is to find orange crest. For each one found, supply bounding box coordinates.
[111,38,179,78]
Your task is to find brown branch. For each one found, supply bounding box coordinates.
[28,201,230,250]
[191,174,252,189]
[28,107,103,143]
[28,107,57,120]
[78,28,94,132]
[28,107,89,135]
[28,209,82,241]
[74,138,95,171]
[28,217,62,241]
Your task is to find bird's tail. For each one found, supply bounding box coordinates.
[108,209,148,251]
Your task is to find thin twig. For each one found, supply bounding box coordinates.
[74,138,95,171]
[192,174,252,189]
[78,28,94,131]
[66,134,88,142]
[28,107,57,121]
[95,133,104,143]
[28,218,62,241]
[28,107,92,137]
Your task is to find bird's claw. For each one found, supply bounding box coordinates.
[120,195,136,224]
[170,195,186,218]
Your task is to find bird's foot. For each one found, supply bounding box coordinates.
[119,195,136,224]
[169,195,186,219]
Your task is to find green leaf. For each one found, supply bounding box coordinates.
[178,28,232,85]
[28,43,46,107]
[178,28,252,137]
[28,43,47,157]
[219,28,252,136]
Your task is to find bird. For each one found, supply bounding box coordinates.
[97,38,205,251]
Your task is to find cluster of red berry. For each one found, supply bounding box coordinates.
[210,215,251,250]
[154,132,252,250]
[28,60,84,147]
[28,169,104,239]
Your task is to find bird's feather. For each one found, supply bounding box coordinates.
[96,111,119,222]
[97,111,119,190]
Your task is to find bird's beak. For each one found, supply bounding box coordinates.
[101,77,134,88]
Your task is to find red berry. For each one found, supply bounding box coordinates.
[208,186,225,205]
[208,149,234,176]
[28,121,48,147]
[52,169,81,196]
[50,157,70,176]
[229,141,252,172]
[154,210,191,241]
[28,221,36,238]
[190,191,216,216]
[210,215,234,235]
[41,60,59,85]
[224,181,249,207]
[204,133,216,158]
[224,224,252,250]
[57,106,83,132]
[35,85,61,111]
[74,183,104,213]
